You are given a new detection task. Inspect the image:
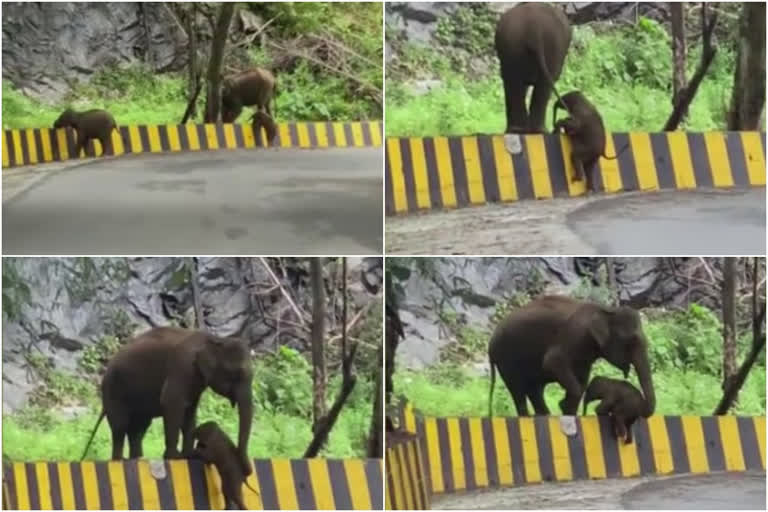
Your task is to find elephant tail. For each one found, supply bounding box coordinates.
[488,353,496,418]
[244,479,259,495]
[526,41,571,129]
[601,143,631,161]
[80,409,106,461]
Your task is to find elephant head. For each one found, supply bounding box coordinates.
[578,305,656,415]
[194,334,253,471]
[53,108,76,129]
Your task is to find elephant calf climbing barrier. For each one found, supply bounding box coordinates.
[385,401,766,510]
[2,120,383,169]
[385,131,766,214]
[3,457,383,510]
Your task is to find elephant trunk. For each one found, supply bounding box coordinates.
[633,346,656,416]
[236,383,254,475]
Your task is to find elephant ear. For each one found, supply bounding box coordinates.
[587,307,611,350]
[195,334,224,384]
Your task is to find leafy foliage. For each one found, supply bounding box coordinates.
[2,2,382,129]
[2,259,31,321]
[387,11,739,136]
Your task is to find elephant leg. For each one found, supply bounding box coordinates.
[110,425,127,460]
[594,399,615,416]
[162,409,183,459]
[570,152,585,183]
[74,132,86,158]
[262,102,272,118]
[624,419,634,444]
[614,416,628,443]
[497,369,530,416]
[180,396,201,457]
[127,416,152,459]
[161,386,185,458]
[501,70,528,133]
[543,350,584,415]
[528,383,550,415]
[98,135,109,156]
[585,157,600,192]
[528,82,552,133]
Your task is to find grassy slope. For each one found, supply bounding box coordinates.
[4,348,376,462]
[2,2,382,129]
[386,19,737,137]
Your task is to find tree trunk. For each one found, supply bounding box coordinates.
[721,258,737,386]
[310,258,327,432]
[727,2,766,130]
[662,4,718,131]
[186,3,198,120]
[304,258,358,458]
[139,3,153,69]
[205,3,235,123]
[367,342,384,457]
[714,258,766,415]
[605,257,617,304]
[670,3,687,109]
[190,257,204,330]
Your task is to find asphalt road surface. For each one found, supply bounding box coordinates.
[386,188,765,255]
[3,148,382,254]
[431,472,766,510]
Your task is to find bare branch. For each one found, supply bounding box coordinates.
[259,257,306,327]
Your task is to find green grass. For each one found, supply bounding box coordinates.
[3,347,375,462]
[395,363,766,418]
[386,19,737,136]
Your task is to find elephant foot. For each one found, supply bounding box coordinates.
[163,450,184,460]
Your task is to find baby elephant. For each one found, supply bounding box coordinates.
[552,91,627,193]
[53,108,118,157]
[251,111,278,146]
[193,421,257,510]
[583,376,650,444]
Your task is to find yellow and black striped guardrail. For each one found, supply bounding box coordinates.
[385,131,766,215]
[395,401,765,497]
[3,457,383,510]
[2,121,383,169]
[385,433,430,511]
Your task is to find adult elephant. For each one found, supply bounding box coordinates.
[221,68,277,123]
[495,3,572,133]
[81,327,253,475]
[488,295,655,417]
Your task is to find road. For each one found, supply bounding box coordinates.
[385,188,765,255]
[431,471,766,510]
[3,148,383,255]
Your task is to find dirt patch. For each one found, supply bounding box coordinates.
[385,196,599,255]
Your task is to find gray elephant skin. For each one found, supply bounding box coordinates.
[53,108,118,157]
[488,295,656,418]
[583,375,651,444]
[553,90,624,192]
[193,421,257,510]
[495,3,572,133]
[81,326,254,476]
[221,68,277,123]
